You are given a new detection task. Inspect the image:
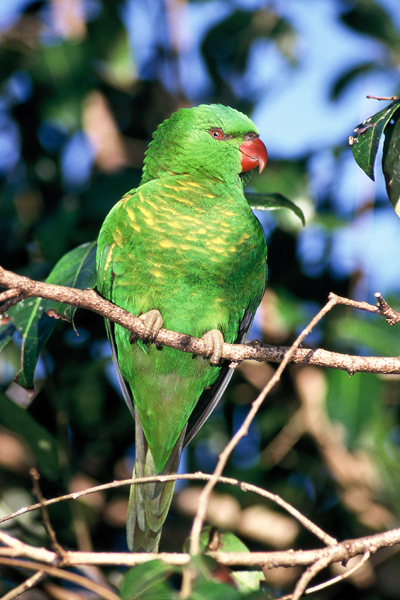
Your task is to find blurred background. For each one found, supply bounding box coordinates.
[1,0,400,597]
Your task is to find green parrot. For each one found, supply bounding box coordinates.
[96,104,268,552]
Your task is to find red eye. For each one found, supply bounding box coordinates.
[210,129,223,140]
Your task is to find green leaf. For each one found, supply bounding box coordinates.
[191,578,243,600]
[6,241,97,390]
[0,393,59,480]
[383,109,400,217]
[349,99,400,181]
[199,529,263,593]
[43,240,97,321]
[190,558,265,600]
[199,528,249,554]
[120,560,176,600]
[7,299,54,391]
[246,192,305,225]
[120,555,264,600]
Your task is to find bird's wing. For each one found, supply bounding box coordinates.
[96,196,139,422]
[106,318,136,421]
[183,309,254,448]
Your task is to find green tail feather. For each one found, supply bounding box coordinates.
[126,407,186,552]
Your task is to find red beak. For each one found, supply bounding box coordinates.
[239,137,268,174]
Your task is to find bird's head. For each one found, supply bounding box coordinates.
[140,104,267,186]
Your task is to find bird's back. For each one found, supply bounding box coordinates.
[97,173,267,471]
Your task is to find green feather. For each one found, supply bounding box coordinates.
[96,104,268,552]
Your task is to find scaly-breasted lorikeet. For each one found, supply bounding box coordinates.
[96,104,268,552]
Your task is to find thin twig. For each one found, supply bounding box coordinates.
[0,473,335,546]
[291,553,335,600]
[0,290,27,315]
[329,291,400,325]
[276,551,371,600]
[303,551,371,596]
[1,571,47,600]
[366,95,400,101]
[0,557,119,600]
[30,468,66,558]
[0,288,21,303]
[374,292,400,325]
[0,530,55,562]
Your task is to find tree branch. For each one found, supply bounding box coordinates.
[290,551,371,599]
[0,526,399,571]
[1,266,400,374]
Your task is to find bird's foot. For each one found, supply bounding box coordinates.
[130,309,164,345]
[201,329,224,366]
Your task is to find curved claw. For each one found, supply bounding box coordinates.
[130,309,164,344]
[201,329,224,366]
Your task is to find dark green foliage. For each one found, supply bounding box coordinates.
[198,528,264,593]
[5,242,97,389]
[383,110,400,216]
[340,0,400,49]
[0,392,59,479]
[349,98,400,181]
[330,62,378,101]
[120,560,177,600]
[120,555,267,600]
[201,9,295,106]
[350,94,400,218]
